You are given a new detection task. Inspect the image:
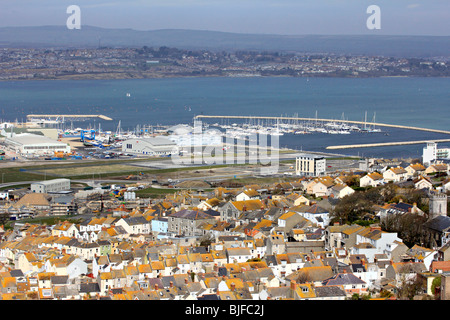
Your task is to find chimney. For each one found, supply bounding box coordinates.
[230,282,235,291]
[185,278,189,284]
[169,281,173,288]
[290,280,296,291]
[154,283,158,290]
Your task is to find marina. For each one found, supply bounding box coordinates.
[6,109,448,162]
[1,76,449,159]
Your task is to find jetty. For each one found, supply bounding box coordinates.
[195,115,450,135]
[326,139,450,150]
[27,114,113,121]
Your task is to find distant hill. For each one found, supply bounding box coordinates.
[0,25,449,58]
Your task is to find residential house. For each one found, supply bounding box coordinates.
[226,247,252,264]
[430,261,450,274]
[437,242,450,261]
[383,167,408,183]
[402,245,438,270]
[311,286,347,300]
[44,254,88,279]
[306,177,335,198]
[115,216,151,235]
[277,211,304,234]
[197,198,221,211]
[378,201,424,223]
[385,262,427,287]
[321,271,368,297]
[360,172,384,188]
[235,189,261,202]
[168,209,216,237]
[16,252,43,274]
[405,163,426,179]
[219,200,265,222]
[51,221,80,238]
[92,255,111,278]
[293,204,330,228]
[151,217,169,239]
[285,193,310,207]
[266,234,285,255]
[285,265,335,287]
[425,163,448,175]
[329,183,355,199]
[97,269,127,295]
[353,226,403,262]
[325,224,365,250]
[413,176,433,190]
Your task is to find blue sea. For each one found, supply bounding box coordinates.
[0,76,449,158]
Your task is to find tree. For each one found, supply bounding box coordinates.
[396,265,425,300]
[198,233,215,247]
[431,276,441,300]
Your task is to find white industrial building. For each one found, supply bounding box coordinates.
[4,133,71,155]
[122,136,178,156]
[295,154,326,177]
[31,178,71,193]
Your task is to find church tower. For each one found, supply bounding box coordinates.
[429,193,448,220]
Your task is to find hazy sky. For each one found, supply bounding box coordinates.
[0,0,448,36]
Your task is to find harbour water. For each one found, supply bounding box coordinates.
[0,76,449,159]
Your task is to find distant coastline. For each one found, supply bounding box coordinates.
[2,73,449,82]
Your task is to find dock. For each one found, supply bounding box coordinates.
[27,114,113,121]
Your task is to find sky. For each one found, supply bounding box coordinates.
[0,0,449,36]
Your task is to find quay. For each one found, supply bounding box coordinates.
[195,115,450,135]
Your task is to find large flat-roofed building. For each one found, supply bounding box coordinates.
[31,178,71,194]
[4,133,71,155]
[295,154,326,177]
[423,142,437,166]
[122,136,178,156]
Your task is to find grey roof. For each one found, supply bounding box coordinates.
[218,267,228,277]
[314,286,347,298]
[123,216,149,225]
[264,255,278,267]
[148,278,164,289]
[79,283,100,293]
[423,215,450,232]
[169,209,213,220]
[198,294,220,300]
[9,269,25,278]
[51,275,69,285]
[322,272,366,286]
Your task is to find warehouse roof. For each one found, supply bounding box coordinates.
[6,133,68,146]
[31,179,70,186]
